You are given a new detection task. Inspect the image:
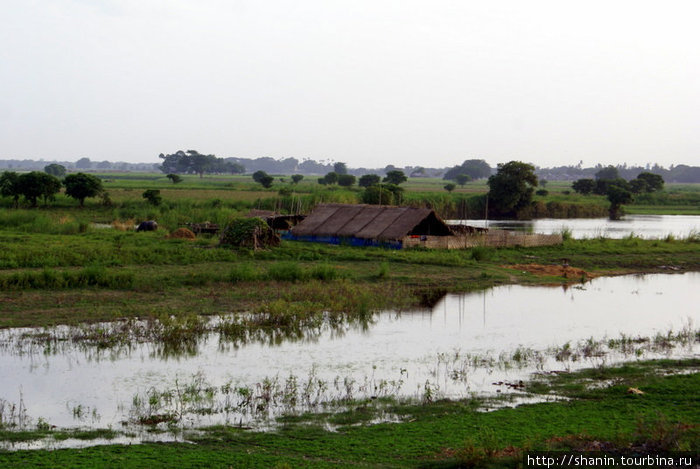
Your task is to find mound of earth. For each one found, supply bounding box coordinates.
[504,263,594,279]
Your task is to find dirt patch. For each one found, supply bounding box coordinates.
[504,263,595,279]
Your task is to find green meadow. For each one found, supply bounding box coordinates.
[0,173,698,467]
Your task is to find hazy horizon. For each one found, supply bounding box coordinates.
[2,1,698,169]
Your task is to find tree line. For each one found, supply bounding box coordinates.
[570,166,664,219]
[0,168,103,208]
[158,150,245,177]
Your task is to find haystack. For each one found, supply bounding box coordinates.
[219,217,280,250]
[167,227,196,240]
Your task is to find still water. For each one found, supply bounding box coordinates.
[0,273,697,430]
[449,215,700,239]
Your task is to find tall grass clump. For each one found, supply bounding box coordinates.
[308,264,342,281]
[559,226,573,242]
[376,262,390,279]
[470,246,493,261]
[229,263,259,283]
[0,210,92,235]
[267,261,306,282]
[0,266,135,290]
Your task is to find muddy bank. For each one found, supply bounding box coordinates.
[504,263,595,279]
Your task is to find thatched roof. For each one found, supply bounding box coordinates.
[245,209,305,230]
[290,204,452,240]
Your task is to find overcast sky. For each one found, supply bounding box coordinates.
[1,0,698,169]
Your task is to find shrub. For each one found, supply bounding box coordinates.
[219,217,280,250]
[142,189,162,206]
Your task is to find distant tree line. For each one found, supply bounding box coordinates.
[570,166,665,219]
[2,155,700,183]
[158,150,245,177]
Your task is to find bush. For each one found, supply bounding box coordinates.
[142,189,162,206]
[219,217,280,249]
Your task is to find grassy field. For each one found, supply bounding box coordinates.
[0,174,698,467]
[2,173,698,223]
[0,226,698,329]
[1,359,697,467]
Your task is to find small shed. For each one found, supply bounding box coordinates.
[286,203,453,248]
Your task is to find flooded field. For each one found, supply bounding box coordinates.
[0,273,697,434]
[450,214,700,239]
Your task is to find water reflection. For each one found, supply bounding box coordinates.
[449,214,700,239]
[0,273,697,430]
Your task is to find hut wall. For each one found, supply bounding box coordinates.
[402,231,562,249]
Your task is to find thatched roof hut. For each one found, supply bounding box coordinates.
[288,204,452,245]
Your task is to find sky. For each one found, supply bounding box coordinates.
[1,0,698,169]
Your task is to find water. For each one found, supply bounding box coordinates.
[448,215,700,239]
[0,273,697,432]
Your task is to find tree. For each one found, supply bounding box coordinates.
[444,183,456,192]
[337,174,356,187]
[44,164,66,178]
[358,174,381,187]
[487,161,538,218]
[443,159,492,180]
[320,172,339,185]
[158,150,240,176]
[259,175,275,188]
[362,185,394,205]
[252,170,270,183]
[16,172,62,207]
[572,178,595,195]
[188,150,216,178]
[383,170,407,185]
[159,151,190,174]
[595,165,619,180]
[64,173,103,207]
[455,174,471,187]
[75,157,92,169]
[333,162,348,175]
[0,171,21,207]
[409,167,426,177]
[222,161,245,174]
[635,172,664,192]
[166,174,183,184]
[142,189,162,206]
[594,177,627,196]
[291,174,304,184]
[606,183,633,220]
[629,178,648,194]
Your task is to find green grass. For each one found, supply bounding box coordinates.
[1,360,696,467]
[0,229,698,328]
